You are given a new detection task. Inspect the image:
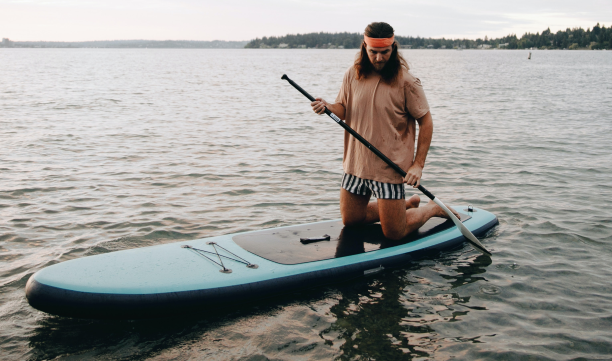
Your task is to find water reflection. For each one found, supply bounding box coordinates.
[325,253,492,359]
[27,300,293,360]
[29,310,220,360]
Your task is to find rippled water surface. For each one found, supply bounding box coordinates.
[1,48,612,360]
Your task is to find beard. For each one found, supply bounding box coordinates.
[373,61,387,71]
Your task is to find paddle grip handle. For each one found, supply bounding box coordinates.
[281,74,435,200]
[281,74,315,102]
[280,74,338,119]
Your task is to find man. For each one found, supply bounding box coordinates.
[311,22,458,240]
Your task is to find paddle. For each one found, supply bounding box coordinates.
[281,74,492,256]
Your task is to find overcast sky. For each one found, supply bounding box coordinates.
[1,0,610,41]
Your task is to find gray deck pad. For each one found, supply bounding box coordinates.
[233,214,470,265]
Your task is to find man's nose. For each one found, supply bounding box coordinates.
[376,53,383,62]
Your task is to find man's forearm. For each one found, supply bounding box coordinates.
[327,103,346,120]
[414,112,433,168]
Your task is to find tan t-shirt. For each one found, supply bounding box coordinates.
[335,67,430,184]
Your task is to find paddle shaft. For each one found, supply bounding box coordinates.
[281,74,434,200]
[281,74,492,256]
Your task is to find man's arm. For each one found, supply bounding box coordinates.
[404,111,433,188]
[311,98,346,120]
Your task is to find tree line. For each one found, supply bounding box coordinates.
[244,24,611,50]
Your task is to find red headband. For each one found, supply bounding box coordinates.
[364,35,395,48]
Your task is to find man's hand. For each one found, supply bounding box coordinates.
[311,97,328,115]
[404,164,423,188]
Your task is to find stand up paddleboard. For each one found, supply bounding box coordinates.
[26,207,497,319]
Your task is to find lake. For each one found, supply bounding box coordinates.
[1,48,611,360]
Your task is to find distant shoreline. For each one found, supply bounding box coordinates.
[244,24,610,50]
[0,40,248,49]
[2,24,610,50]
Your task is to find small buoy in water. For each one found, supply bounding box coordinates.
[528,52,531,60]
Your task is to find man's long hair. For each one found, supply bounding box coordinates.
[354,22,409,83]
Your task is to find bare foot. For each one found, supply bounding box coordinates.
[405,194,421,209]
[427,200,460,219]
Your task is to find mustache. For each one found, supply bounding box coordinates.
[374,60,388,68]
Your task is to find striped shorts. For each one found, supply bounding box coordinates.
[341,173,405,200]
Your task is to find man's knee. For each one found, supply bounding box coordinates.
[342,213,366,226]
[381,223,406,241]
[378,198,408,240]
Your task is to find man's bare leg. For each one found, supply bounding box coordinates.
[340,189,459,240]
[340,189,421,226]
[378,198,460,241]
[340,189,373,226]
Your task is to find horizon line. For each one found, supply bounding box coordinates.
[2,39,250,43]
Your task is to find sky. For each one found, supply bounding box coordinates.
[1,0,611,42]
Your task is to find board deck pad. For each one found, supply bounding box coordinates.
[233,214,471,264]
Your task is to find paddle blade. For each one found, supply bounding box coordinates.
[432,198,492,256]
[457,221,492,256]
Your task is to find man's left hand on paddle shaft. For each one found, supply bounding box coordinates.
[404,164,423,188]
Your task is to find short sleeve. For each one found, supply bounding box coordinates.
[405,78,430,120]
[335,68,352,107]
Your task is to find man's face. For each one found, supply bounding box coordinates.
[366,44,393,71]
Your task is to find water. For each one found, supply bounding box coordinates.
[1,48,611,360]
